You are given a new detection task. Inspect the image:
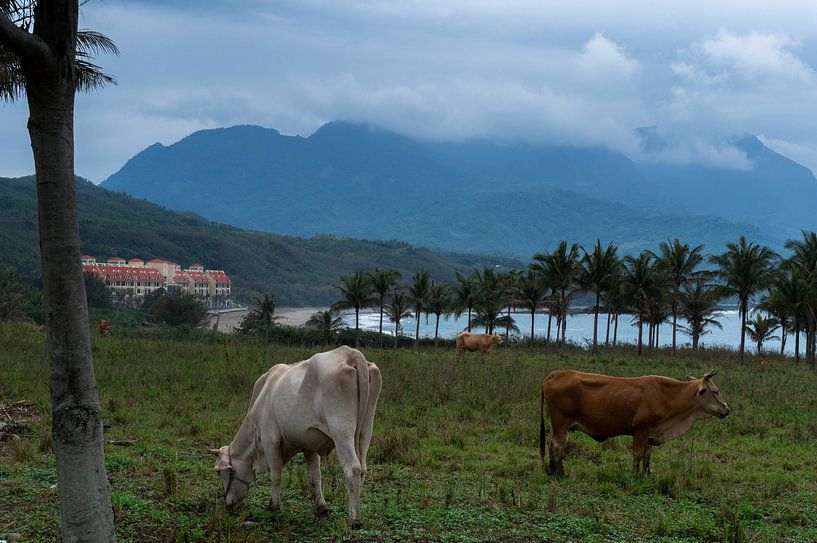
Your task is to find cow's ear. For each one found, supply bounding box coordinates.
[685,375,697,382]
[215,455,232,471]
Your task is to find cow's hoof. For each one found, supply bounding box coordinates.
[316,504,330,517]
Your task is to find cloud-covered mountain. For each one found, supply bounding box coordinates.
[102,121,793,256]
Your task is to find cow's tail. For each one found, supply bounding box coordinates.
[539,385,548,461]
[353,349,370,459]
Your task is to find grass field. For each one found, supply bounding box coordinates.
[2,321,817,542]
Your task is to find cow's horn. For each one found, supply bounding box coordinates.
[703,370,718,379]
[207,448,221,456]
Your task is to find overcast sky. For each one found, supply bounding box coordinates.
[3,0,817,181]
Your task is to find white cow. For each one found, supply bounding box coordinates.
[210,346,382,523]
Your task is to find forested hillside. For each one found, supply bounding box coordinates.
[0,176,519,305]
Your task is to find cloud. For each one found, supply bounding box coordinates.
[696,29,814,82]
[3,2,817,181]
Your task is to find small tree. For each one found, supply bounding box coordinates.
[744,313,780,356]
[333,272,376,348]
[150,293,209,327]
[368,268,401,348]
[84,272,112,308]
[306,309,345,346]
[386,289,412,348]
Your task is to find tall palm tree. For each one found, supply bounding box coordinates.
[516,268,546,343]
[333,272,376,348]
[252,293,281,345]
[386,288,412,348]
[451,271,477,332]
[784,231,817,368]
[744,313,780,356]
[471,267,508,334]
[710,237,778,365]
[368,268,401,348]
[764,266,810,363]
[654,239,705,358]
[408,270,431,348]
[678,279,723,350]
[623,251,666,356]
[579,240,620,354]
[1,2,120,539]
[306,309,345,346]
[426,281,451,345]
[533,241,581,344]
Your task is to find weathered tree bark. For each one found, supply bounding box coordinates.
[0,2,116,541]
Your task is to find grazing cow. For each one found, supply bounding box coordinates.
[456,332,503,357]
[97,319,112,337]
[210,346,382,524]
[539,370,730,475]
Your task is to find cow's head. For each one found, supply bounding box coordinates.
[688,371,731,418]
[492,333,503,346]
[209,445,254,507]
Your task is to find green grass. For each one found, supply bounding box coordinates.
[2,321,817,542]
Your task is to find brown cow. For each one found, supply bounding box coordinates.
[539,370,730,475]
[456,332,503,357]
[97,319,112,337]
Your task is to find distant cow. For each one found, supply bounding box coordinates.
[210,346,382,524]
[456,332,503,357]
[539,370,730,475]
[97,320,112,337]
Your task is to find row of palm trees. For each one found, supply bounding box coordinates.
[329,233,817,367]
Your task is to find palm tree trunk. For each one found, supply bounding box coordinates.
[637,295,644,357]
[394,320,399,348]
[355,307,360,348]
[434,312,440,345]
[505,305,511,342]
[738,299,749,365]
[546,310,553,343]
[613,313,619,347]
[780,323,786,356]
[18,13,116,538]
[530,308,536,344]
[605,311,611,347]
[378,298,384,349]
[414,305,420,349]
[671,293,678,358]
[656,321,660,349]
[592,292,600,355]
[795,316,801,364]
[467,306,472,332]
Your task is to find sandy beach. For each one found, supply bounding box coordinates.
[212,307,328,333]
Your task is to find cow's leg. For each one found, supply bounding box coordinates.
[334,437,364,526]
[632,432,648,474]
[304,451,328,515]
[643,442,653,475]
[548,422,568,477]
[357,364,383,485]
[263,438,285,510]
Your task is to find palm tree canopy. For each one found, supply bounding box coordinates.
[333,272,377,311]
[427,281,451,315]
[678,279,724,337]
[386,290,413,323]
[709,236,778,302]
[579,240,620,294]
[252,293,280,326]
[1,2,119,100]
[369,268,401,301]
[408,270,432,310]
[655,238,705,290]
[744,313,780,343]
[451,271,477,318]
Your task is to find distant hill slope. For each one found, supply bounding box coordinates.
[102,122,780,254]
[0,176,520,306]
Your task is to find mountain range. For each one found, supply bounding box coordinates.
[0,176,519,305]
[101,121,817,255]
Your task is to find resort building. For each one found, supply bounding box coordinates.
[81,255,232,300]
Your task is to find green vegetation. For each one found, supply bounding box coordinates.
[0,176,520,306]
[2,321,817,542]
